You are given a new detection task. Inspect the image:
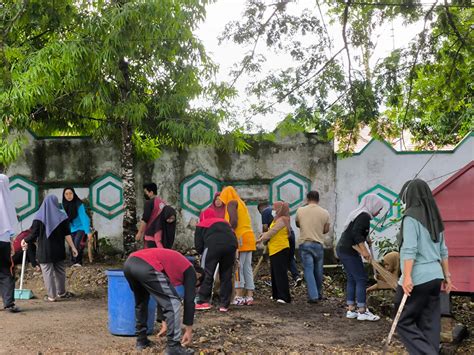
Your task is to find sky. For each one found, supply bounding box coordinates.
[195,0,424,132]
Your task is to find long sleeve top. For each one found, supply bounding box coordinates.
[69,204,91,235]
[399,216,449,286]
[336,212,371,256]
[25,220,71,264]
[194,221,238,255]
[260,219,290,256]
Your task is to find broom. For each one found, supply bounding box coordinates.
[14,250,35,300]
[352,245,398,290]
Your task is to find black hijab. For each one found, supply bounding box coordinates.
[62,187,82,222]
[157,206,177,249]
[399,179,444,243]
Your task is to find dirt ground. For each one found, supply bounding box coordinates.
[0,262,471,354]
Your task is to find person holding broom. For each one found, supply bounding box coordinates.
[395,179,451,354]
[336,194,385,321]
[0,174,21,313]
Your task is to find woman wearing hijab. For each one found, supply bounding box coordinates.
[194,217,238,312]
[219,186,256,306]
[395,179,451,355]
[199,192,226,221]
[22,195,78,302]
[257,201,292,304]
[336,194,385,321]
[143,205,177,249]
[62,188,91,267]
[0,174,20,313]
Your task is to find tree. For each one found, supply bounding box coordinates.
[1,0,244,253]
[221,0,473,150]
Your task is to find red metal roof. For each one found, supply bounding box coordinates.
[433,161,474,293]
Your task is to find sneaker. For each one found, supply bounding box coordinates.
[57,291,74,299]
[218,307,229,312]
[44,296,56,302]
[357,309,380,321]
[295,277,303,287]
[244,296,254,305]
[72,263,82,268]
[346,310,358,319]
[195,302,212,310]
[276,299,287,304]
[232,297,246,306]
[165,344,194,355]
[307,299,319,304]
[136,338,152,350]
[5,305,21,313]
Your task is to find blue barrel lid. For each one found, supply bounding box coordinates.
[106,269,124,276]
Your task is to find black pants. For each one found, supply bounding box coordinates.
[71,230,86,265]
[395,279,442,355]
[124,257,182,347]
[198,244,236,308]
[0,241,15,309]
[270,248,291,303]
[12,243,38,268]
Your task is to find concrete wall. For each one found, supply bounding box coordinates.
[335,133,474,258]
[6,132,337,250]
[7,130,473,255]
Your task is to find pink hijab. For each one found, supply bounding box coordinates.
[199,192,226,221]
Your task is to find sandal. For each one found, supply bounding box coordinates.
[44,296,56,302]
[57,291,74,299]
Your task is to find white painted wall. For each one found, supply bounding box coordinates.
[335,133,474,258]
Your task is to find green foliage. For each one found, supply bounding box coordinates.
[221,1,473,151]
[0,0,242,167]
[375,237,399,257]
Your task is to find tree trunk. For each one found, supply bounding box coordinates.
[121,120,137,254]
[118,57,136,254]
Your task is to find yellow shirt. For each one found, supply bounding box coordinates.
[267,220,290,256]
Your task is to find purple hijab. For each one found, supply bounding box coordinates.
[34,195,68,238]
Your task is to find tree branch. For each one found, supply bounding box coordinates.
[229,1,290,89]
[257,47,345,114]
[400,1,438,138]
[443,0,467,48]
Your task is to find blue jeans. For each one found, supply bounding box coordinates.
[337,248,367,308]
[288,232,299,281]
[299,241,324,300]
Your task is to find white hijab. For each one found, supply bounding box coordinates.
[0,174,18,236]
[342,193,385,232]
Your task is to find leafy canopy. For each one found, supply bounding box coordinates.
[221,0,473,150]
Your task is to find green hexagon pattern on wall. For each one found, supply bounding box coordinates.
[180,171,221,216]
[358,184,401,232]
[89,173,124,219]
[9,175,39,221]
[269,170,311,215]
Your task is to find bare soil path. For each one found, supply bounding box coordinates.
[0,263,470,354]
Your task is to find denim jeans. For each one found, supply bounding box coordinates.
[288,232,299,281]
[337,248,367,308]
[299,241,324,300]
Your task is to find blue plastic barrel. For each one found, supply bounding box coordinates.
[106,269,157,336]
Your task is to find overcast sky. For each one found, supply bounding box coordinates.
[195,0,423,132]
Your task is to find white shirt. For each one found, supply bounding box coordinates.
[0,230,13,243]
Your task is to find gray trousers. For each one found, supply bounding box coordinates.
[40,261,66,298]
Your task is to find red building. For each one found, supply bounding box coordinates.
[433,161,474,294]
